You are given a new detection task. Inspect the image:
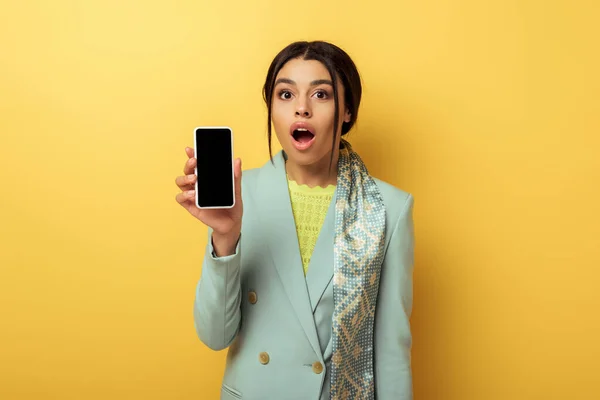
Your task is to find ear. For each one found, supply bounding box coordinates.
[343,108,352,123]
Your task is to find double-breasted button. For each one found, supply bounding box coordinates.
[259,352,270,365]
[248,291,257,304]
[312,361,323,374]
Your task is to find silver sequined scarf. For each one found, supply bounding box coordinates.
[331,139,386,399]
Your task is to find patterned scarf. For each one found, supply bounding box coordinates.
[331,139,386,399]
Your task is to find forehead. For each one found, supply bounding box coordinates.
[276,58,331,83]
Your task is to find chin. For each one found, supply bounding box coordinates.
[284,147,330,166]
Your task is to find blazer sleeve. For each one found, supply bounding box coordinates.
[193,227,242,351]
[375,194,415,400]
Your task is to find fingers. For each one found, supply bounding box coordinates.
[175,174,196,189]
[183,155,196,175]
[175,190,195,205]
[185,147,194,159]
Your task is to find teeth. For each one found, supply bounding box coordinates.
[296,128,308,131]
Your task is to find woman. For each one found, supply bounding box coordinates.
[175,41,415,400]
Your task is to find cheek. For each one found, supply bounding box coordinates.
[319,100,336,117]
[271,99,286,116]
[271,103,289,136]
[315,103,337,129]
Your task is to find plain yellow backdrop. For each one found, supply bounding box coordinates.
[1,0,598,399]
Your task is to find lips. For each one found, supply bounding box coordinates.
[290,121,316,151]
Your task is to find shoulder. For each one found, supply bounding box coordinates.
[372,176,414,228]
[241,167,261,186]
[240,154,282,192]
[239,157,281,207]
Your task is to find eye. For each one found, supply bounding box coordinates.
[314,90,329,99]
[278,90,293,100]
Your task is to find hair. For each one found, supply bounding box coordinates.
[262,41,362,167]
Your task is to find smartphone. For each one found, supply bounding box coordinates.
[193,126,235,209]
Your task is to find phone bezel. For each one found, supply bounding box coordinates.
[193,126,235,209]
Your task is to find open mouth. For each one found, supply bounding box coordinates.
[289,122,316,150]
[292,128,315,144]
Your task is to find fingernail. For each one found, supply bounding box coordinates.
[187,190,195,196]
[187,174,196,181]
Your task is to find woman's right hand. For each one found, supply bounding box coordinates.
[175,147,243,256]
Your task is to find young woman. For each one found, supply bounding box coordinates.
[175,41,415,400]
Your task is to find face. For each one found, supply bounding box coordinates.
[271,58,351,167]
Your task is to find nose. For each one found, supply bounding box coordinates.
[295,97,312,118]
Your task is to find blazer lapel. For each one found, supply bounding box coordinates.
[305,191,335,313]
[255,152,322,357]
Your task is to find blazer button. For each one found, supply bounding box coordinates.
[248,291,257,304]
[312,361,323,374]
[259,352,270,365]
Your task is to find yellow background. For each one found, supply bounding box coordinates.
[1,0,598,399]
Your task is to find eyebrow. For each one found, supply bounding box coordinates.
[274,78,333,87]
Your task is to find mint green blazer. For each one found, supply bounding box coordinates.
[194,151,415,400]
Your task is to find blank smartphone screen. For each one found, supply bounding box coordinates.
[195,127,234,208]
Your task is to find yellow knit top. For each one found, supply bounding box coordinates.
[287,178,336,275]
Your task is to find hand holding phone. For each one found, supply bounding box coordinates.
[175,127,243,256]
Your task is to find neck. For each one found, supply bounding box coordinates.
[286,152,339,188]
